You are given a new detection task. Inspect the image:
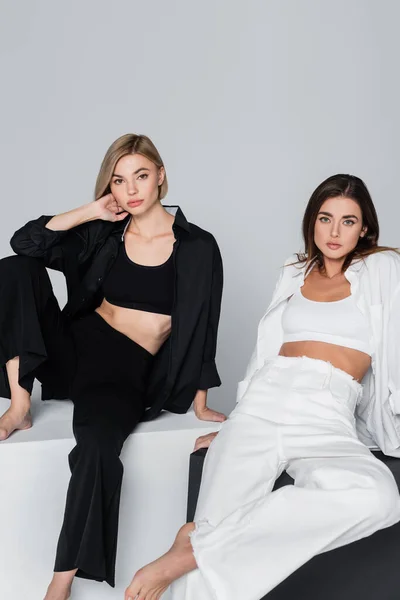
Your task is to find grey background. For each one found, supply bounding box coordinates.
[1,0,399,414]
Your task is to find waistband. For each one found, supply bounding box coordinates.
[74,311,154,362]
[263,355,363,411]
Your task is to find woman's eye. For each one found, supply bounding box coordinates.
[112,178,123,185]
[319,217,330,223]
[343,220,356,226]
[138,174,148,180]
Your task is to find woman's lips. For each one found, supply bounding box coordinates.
[127,199,144,207]
[327,243,342,250]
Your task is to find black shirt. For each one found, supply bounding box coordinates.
[8,206,223,419]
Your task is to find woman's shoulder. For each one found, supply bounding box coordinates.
[269,253,306,290]
[283,252,304,266]
[362,249,400,291]
[187,221,219,247]
[282,253,307,275]
[363,249,400,272]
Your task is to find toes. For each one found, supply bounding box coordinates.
[125,581,141,600]
[0,428,9,441]
[151,586,167,600]
[0,414,32,440]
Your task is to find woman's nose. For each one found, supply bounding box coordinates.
[331,224,340,238]
[127,181,138,195]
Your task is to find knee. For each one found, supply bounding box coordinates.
[69,428,124,487]
[69,427,124,484]
[75,424,124,457]
[363,476,400,528]
[0,255,45,279]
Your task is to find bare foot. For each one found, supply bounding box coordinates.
[0,407,32,441]
[43,570,76,600]
[125,522,197,600]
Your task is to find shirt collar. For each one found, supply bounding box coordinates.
[118,204,191,241]
[269,254,365,314]
[292,255,365,282]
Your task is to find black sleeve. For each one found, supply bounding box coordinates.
[197,238,223,390]
[10,215,100,273]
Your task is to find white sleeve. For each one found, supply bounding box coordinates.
[235,261,288,403]
[387,281,400,413]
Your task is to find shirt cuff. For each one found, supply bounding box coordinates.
[198,360,221,390]
[236,379,250,404]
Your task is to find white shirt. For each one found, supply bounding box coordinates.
[237,250,400,457]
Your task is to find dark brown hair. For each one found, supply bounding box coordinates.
[294,174,398,274]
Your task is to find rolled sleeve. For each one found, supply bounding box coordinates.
[235,344,258,403]
[10,215,67,253]
[9,215,90,273]
[198,359,221,390]
[10,215,72,272]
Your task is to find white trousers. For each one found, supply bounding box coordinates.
[171,356,400,600]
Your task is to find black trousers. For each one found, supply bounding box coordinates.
[0,256,154,587]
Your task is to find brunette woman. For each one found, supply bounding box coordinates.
[125,174,400,600]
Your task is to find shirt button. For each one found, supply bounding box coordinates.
[97,277,102,282]
[81,297,86,302]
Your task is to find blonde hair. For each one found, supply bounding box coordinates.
[94,133,168,200]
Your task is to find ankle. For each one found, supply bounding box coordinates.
[45,573,74,600]
[9,399,31,415]
[51,569,77,586]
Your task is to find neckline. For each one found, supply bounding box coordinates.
[122,241,173,269]
[298,288,352,304]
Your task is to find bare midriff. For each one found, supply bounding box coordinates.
[278,341,371,382]
[95,299,171,355]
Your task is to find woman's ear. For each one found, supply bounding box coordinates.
[158,166,165,186]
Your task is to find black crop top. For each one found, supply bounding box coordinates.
[102,241,175,315]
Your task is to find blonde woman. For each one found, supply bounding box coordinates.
[125,174,400,600]
[0,134,225,600]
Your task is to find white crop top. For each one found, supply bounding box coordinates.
[281,288,372,356]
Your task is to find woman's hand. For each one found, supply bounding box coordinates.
[193,389,227,423]
[94,193,129,222]
[194,431,219,452]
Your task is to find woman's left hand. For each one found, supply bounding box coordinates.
[193,390,227,422]
[194,431,219,451]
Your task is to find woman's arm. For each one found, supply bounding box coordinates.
[193,389,226,422]
[194,238,226,423]
[10,194,128,272]
[45,194,128,231]
[387,281,400,414]
[236,260,287,402]
[45,202,100,232]
[197,237,223,390]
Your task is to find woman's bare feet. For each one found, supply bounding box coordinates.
[0,406,32,441]
[125,522,197,600]
[43,570,76,600]
[1,356,32,441]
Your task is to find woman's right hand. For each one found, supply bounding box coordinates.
[45,194,129,233]
[94,193,129,222]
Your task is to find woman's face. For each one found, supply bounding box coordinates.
[110,153,164,215]
[314,196,367,261]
